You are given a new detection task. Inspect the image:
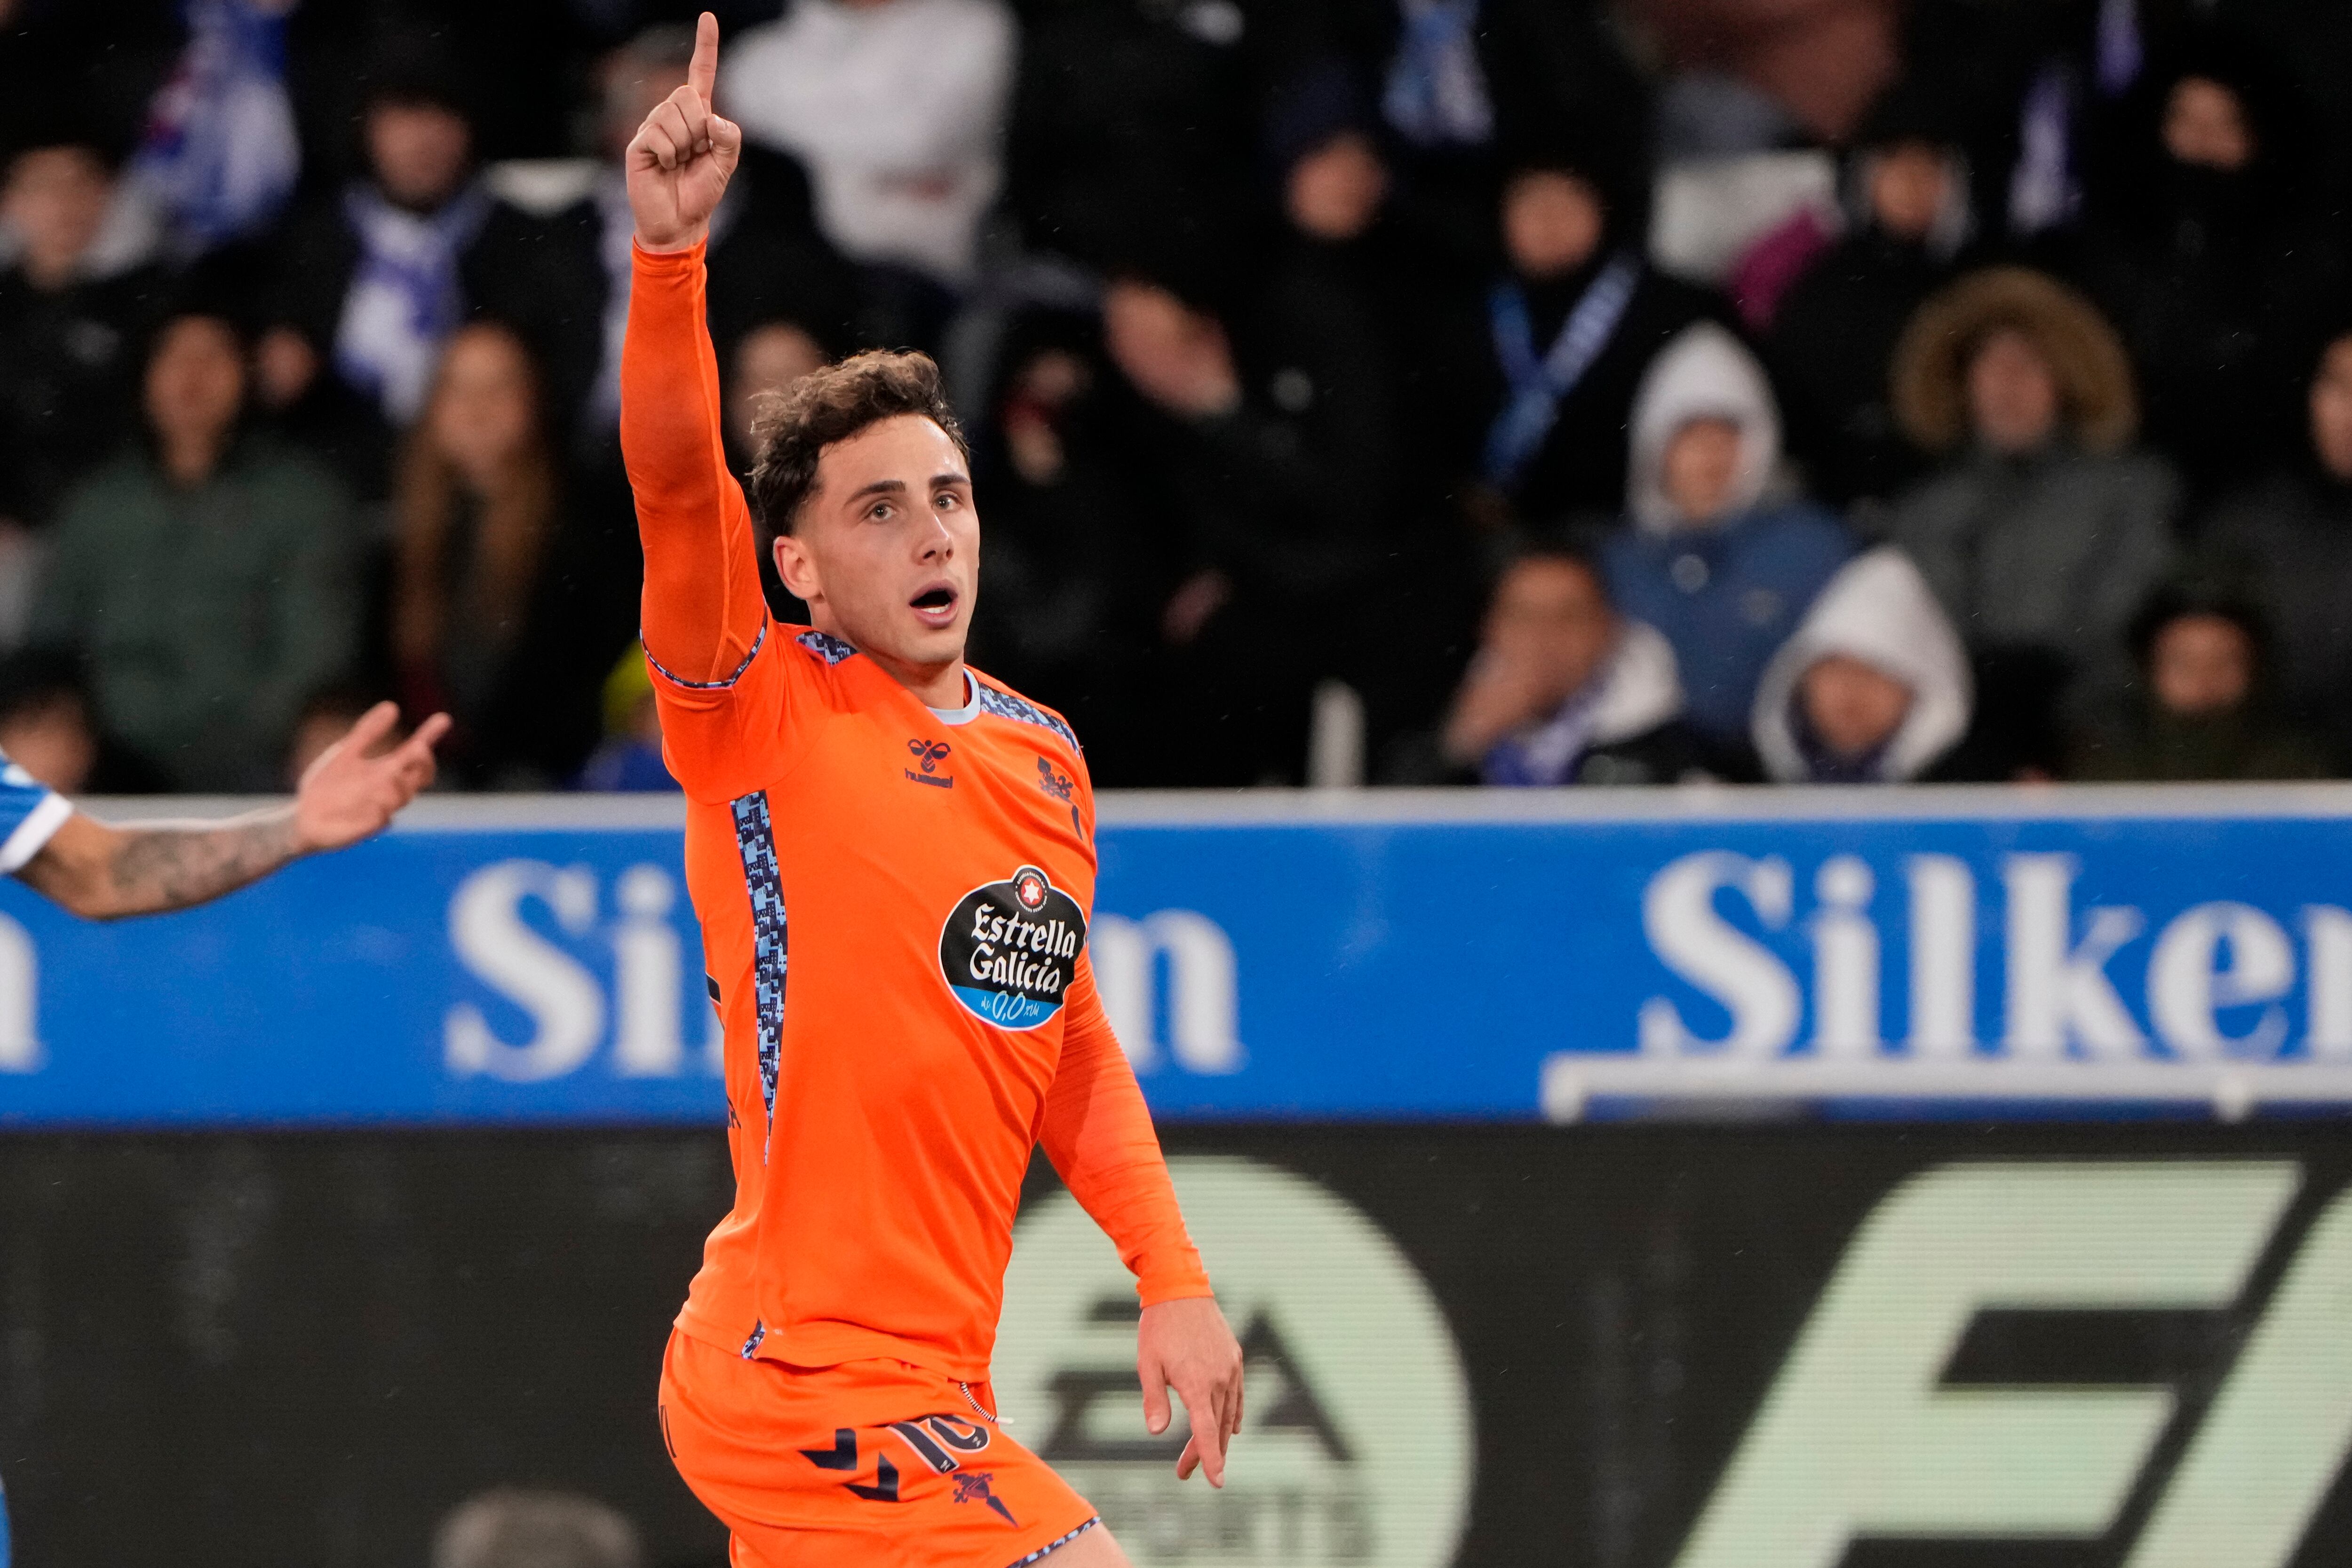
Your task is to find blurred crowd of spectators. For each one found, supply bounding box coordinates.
[5,0,2352,793]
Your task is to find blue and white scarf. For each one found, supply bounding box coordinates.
[1481,251,1642,492]
[2008,62,2081,236]
[1482,681,1606,786]
[131,0,301,253]
[1383,0,1492,147]
[334,182,493,425]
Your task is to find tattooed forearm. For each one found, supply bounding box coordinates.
[103,808,305,917]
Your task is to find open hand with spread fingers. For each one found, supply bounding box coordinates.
[627,11,743,253]
[292,702,452,855]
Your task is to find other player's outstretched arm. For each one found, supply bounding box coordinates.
[1044,957,1245,1487]
[16,703,447,920]
[619,12,764,690]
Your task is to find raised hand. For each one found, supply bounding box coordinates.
[628,11,743,253]
[292,702,452,855]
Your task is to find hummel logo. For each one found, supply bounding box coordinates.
[906,738,954,789]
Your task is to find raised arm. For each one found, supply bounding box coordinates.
[619,12,766,689]
[16,704,447,920]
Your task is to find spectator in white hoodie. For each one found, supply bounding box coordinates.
[1601,321,1854,747]
[1748,545,1981,783]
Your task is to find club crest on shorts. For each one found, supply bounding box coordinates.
[938,865,1087,1030]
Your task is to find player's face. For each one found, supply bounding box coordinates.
[779,413,979,676]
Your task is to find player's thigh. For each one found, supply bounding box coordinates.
[1039,1521,1132,1567]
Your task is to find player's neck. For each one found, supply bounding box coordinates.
[874,651,970,710]
[806,606,968,707]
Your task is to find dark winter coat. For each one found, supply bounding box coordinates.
[0,261,171,526]
[1889,443,2178,708]
[1769,229,1953,504]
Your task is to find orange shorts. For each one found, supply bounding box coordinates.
[659,1329,1101,1568]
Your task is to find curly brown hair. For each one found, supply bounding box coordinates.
[745,349,968,554]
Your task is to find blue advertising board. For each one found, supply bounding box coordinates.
[6,787,2352,1127]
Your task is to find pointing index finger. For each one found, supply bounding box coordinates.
[688,11,720,104]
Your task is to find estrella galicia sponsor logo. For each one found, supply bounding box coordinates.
[906,738,954,788]
[939,866,1086,1030]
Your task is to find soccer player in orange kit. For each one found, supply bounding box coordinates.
[621,17,1243,1567]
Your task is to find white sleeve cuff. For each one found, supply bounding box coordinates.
[0,792,74,875]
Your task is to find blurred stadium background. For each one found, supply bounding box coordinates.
[6,0,2352,1563]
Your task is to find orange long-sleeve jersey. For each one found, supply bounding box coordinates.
[620,241,1208,1383]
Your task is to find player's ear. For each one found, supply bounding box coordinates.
[772,532,820,602]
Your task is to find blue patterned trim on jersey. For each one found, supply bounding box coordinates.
[1008,1519,1098,1566]
[741,1321,766,1360]
[731,791,787,1160]
[975,681,1079,753]
[796,629,859,665]
[643,624,765,689]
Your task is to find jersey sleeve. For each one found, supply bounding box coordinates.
[0,758,71,875]
[1041,952,1212,1306]
[620,239,795,798]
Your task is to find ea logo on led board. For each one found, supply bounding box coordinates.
[995,1156,1474,1568]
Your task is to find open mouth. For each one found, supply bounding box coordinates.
[909,584,959,625]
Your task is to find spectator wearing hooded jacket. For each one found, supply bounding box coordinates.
[1386,535,1712,786]
[1748,546,1979,784]
[2199,329,2352,766]
[1601,322,1854,747]
[1886,266,2176,772]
